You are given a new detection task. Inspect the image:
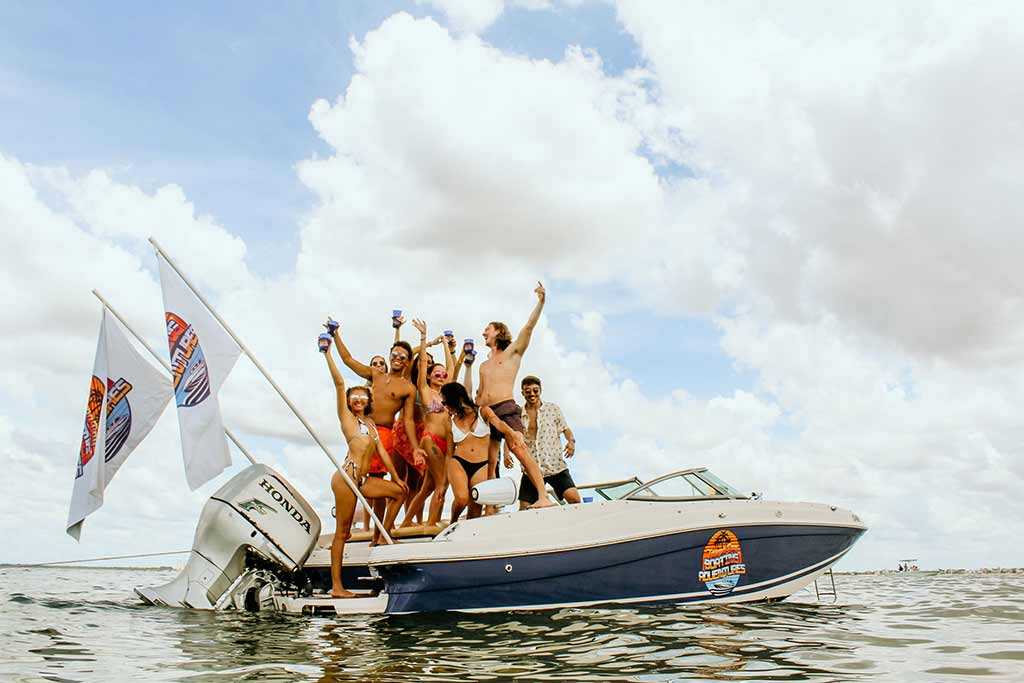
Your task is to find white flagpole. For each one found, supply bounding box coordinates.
[147,238,394,545]
[92,289,258,467]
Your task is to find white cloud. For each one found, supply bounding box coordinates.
[5,4,1024,573]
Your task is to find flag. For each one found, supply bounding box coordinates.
[157,253,241,490]
[67,315,108,540]
[67,309,171,539]
[101,311,172,488]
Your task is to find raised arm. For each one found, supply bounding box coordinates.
[393,312,405,343]
[462,352,474,396]
[331,325,372,379]
[509,281,546,355]
[442,332,456,379]
[323,341,360,440]
[412,319,430,397]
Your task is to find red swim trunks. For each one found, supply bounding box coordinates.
[369,425,391,475]
[391,421,427,474]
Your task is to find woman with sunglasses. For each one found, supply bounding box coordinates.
[398,319,455,527]
[320,335,408,596]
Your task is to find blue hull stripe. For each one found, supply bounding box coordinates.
[377,524,864,614]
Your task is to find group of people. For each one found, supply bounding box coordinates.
[318,282,580,598]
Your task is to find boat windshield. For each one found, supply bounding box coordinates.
[575,477,644,501]
[622,468,746,501]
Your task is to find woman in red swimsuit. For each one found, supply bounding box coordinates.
[399,320,454,527]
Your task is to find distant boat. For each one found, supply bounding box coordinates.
[897,558,919,572]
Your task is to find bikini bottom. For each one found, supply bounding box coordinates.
[454,455,487,480]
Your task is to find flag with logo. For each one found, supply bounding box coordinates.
[157,253,241,490]
[67,309,171,539]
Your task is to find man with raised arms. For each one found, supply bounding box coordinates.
[330,325,426,501]
[476,282,553,508]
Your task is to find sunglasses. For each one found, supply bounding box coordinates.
[390,352,409,361]
[350,395,370,402]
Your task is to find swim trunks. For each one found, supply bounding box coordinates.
[518,468,577,504]
[488,399,524,441]
[392,420,427,474]
[370,425,391,475]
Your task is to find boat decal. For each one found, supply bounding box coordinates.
[238,498,277,515]
[76,375,106,478]
[104,377,133,461]
[258,477,312,534]
[698,529,746,596]
[166,312,211,408]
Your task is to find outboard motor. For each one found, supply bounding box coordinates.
[471,476,519,507]
[135,464,321,609]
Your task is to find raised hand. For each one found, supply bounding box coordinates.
[323,317,340,334]
[392,311,405,329]
[318,333,332,353]
[464,350,476,365]
[535,281,545,302]
[412,318,427,337]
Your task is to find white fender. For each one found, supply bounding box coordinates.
[471,476,519,506]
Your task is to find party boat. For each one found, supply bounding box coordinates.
[135,464,866,615]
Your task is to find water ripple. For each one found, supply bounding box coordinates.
[2,568,1023,681]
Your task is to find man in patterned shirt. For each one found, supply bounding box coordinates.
[517,375,580,508]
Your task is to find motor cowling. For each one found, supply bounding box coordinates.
[135,464,321,609]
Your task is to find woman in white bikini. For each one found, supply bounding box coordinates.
[321,333,408,598]
[440,381,530,522]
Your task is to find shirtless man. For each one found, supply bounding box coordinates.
[476,282,553,508]
[330,324,426,533]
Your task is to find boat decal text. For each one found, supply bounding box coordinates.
[699,529,746,596]
[258,478,311,534]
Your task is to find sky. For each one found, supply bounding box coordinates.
[2,1,1023,571]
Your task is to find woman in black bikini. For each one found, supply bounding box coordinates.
[440,382,529,522]
[321,334,407,598]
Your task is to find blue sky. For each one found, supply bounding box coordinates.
[1,2,640,275]
[0,1,747,399]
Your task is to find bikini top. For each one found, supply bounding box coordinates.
[451,412,490,443]
[425,392,445,414]
[356,418,372,438]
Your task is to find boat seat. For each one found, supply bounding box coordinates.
[316,522,449,548]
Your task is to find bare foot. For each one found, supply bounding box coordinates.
[330,589,357,599]
[530,498,555,509]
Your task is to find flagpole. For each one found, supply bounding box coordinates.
[92,289,259,467]
[147,238,394,545]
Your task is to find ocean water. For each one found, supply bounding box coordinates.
[1,567,1022,682]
